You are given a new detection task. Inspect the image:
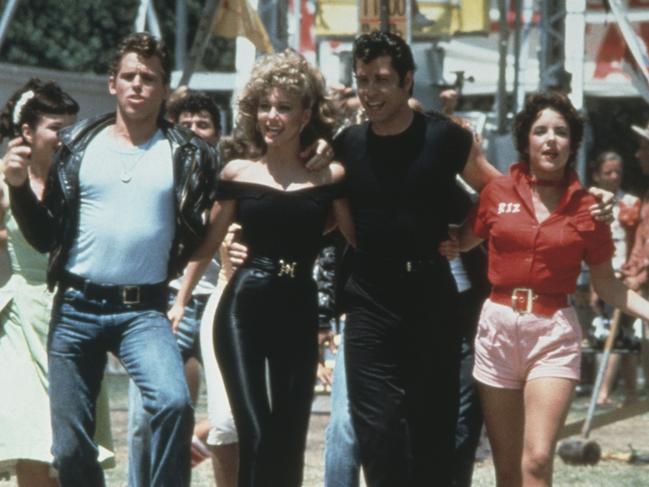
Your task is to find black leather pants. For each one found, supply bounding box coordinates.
[214,256,319,487]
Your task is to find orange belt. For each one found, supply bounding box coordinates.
[490,287,568,316]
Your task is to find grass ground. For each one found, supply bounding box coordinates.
[3,374,649,486]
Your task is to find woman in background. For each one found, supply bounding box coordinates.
[0,79,113,486]
[589,151,641,407]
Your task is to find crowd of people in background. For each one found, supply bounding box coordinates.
[4,26,649,487]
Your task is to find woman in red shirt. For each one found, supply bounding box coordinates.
[459,92,649,486]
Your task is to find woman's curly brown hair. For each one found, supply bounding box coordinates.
[513,91,584,168]
[220,50,338,162]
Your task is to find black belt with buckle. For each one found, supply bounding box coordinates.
[61,271,167,306]
[353,250,443,276]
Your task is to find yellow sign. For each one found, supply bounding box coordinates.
[316,0,358,36]
[414,0,489,38]
[212,0,274,53]
[358,0,408,38]
[315,0,488,38]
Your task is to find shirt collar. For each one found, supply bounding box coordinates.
[510,162,584,213]
[510,162,582,197]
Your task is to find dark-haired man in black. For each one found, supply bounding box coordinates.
[225,31,496,485]
[332,31,498,486]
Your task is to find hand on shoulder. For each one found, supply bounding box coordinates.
[300,160,345,186]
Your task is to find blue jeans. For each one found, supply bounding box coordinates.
[49,287,193,487]
[453,335,483,487]
[324,325,361,487]
[451,286,486,487]
[128,291,207,487]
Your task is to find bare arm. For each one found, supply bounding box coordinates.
[460,134,501,192]
[332,198,356,247]
[458,218,484,252]
[3,138,58,252]
[590,259,649,320]
[168,200,236,329]
[322,162,356,246]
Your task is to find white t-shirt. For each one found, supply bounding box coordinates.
[66,127,175,285]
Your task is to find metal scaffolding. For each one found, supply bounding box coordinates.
[538,0,569,92]
[259,0,288,52]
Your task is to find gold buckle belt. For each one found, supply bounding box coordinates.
[277,259,298,278]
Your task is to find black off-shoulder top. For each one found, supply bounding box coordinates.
[215,180,345,262]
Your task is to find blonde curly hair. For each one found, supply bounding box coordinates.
[221,50,338,162]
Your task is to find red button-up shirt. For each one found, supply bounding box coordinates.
[471,162,613,294]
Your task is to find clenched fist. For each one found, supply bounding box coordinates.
[2,137,31,187]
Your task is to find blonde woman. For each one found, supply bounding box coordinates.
[170,51,355,487]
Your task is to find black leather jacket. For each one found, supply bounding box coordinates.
[9,113,219,290]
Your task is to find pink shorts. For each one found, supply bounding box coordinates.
[473,298,582,390]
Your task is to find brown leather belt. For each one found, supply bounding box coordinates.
[490,287,568,316]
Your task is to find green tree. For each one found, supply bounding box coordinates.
[0,0,235,74]
[1,0,137,73]
[155,0,236,72]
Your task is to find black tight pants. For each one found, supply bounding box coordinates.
[345,266,461,487]
[215,262,318,487]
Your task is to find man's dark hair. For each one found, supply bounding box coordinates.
[167,91,222,132]
[352,31,416,94]
[513,91,584,168]
[109,32,171,84]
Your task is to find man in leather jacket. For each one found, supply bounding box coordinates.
[3,33,217,487]
[10,112,218,290]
